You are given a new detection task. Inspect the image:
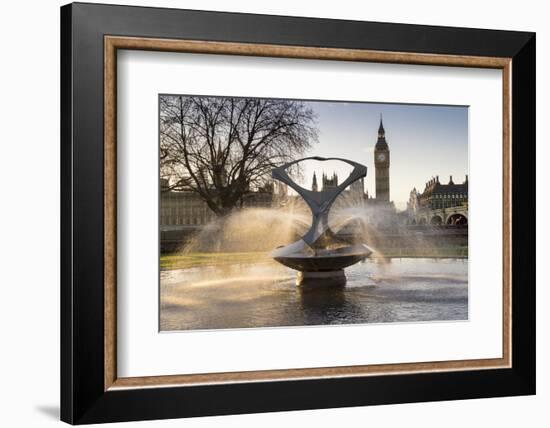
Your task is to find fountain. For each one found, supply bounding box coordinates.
[271,157,373,287]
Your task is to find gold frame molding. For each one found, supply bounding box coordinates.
[104,35,512,391]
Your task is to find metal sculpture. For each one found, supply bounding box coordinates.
[271,157,373,286]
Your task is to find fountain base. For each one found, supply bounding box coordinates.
[272,241,372,272]
[296,270,346,287]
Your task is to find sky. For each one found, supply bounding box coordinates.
[298,100,469,210]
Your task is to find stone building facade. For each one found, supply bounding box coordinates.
[160,179,284,227]
[160,179,285,251]
[407,175,468,225]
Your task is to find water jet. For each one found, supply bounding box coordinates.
[271,157,373,287]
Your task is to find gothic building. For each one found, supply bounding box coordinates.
[407,175,468,225]
[304,115,396,229]
[321,172,339,190]
[311,172,318,192]
[308,115,393,206]
[374,116,390,201]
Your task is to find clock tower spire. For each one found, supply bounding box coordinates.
[374,114,390,201]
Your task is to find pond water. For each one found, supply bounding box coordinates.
[160,258,468,331]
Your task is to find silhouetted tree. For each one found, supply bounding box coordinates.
[160,95,318,216]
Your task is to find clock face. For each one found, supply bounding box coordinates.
[377,153,386,162]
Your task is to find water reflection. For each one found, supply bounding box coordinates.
[160,258,468,331]
[297,286,366,325]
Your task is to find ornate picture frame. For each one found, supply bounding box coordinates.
[61,2,535,424]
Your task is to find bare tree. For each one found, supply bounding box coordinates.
[160,95,318,216]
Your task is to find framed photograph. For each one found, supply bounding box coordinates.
[61,2,535,424]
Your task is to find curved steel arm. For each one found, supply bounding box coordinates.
[272,157,367,247]
[272,156,367,214]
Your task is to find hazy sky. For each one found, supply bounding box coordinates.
[299,100,469,209]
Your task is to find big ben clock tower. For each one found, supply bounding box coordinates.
[374,115,390,201]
